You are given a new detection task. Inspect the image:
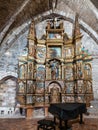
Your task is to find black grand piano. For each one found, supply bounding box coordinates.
[48,103,87,130]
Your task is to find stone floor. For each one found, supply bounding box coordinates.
[0,115,98,130]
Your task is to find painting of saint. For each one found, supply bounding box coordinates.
[18,81,26,93]
[26,96,33,104]
[49,46,61,58]
[27,80,33,93]
[37,46,46,59]
[65,48,72,58]
[29,44,36,57]
[77,80,83,93]
[66,83,74,94]
[86,81,92,93]
[65,66,73,80]
[36,82,44,94]
[37,65,45,80]
[77,63,83,78]
[84,64,91,78]
[49,33,61,39]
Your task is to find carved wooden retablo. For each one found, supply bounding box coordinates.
[17,14,93,118]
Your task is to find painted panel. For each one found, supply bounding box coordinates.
[19,63,27,79]
[48,33,62,39]
[36,82,44,94]
[77,80,84,93]
[35,96,44,103]
[65,82,74,94]
[18,80,26,94]
[27,80,35,93]
[65,47,73,58]
[27,62,33,79]
[48,46,61,58]
[64,95,74,102]
[36,65,45,80]
[26,95,33,104]
[65,65,73,80]
[36,46,46,60]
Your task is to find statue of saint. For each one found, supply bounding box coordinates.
[50,60,59,80]
[50,83,60,103]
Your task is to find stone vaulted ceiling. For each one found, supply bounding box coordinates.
[0,0,98,44]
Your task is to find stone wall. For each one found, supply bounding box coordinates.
[92,57,98,99]
[0,78,17,117]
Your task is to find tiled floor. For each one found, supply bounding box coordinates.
[0,116,98,130]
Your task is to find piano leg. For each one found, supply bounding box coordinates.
[65,120,72,130]
[59,120,68,130]
[60,119,62,127]
[54,116,56,124]
[59,119,63,130]
[53,117,71,130]
[64,120,68,129]
[53,117,64,130]
[79,113,84,124]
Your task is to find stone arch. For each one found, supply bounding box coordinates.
[48,81,62,92]
[0,75,17,84]
[48,58,62,63]
[85,63,92,68]
[0,75,17,108]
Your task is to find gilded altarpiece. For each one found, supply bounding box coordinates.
[17,17,93,118]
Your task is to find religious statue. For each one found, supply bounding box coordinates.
[50,60,59,80]
[50,83,60,103]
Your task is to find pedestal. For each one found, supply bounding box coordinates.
[44,106,49,117]
[26,106,34,119]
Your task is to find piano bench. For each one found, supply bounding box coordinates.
[37,119,55,130]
